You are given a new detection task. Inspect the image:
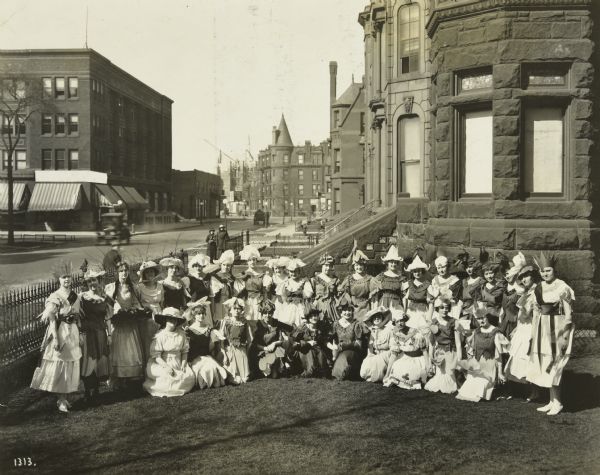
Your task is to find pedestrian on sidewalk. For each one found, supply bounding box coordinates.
[206,229,217,261]
[216,224,229,259]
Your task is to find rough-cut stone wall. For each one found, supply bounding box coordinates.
[390,1,600,327]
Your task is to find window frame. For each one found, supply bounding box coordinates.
[455,102,494,200]
[41,149,52,170]
[397,3,420,75]
[55,114,66,135]
[55,78,65,99]
[520,97,569,200]
[68,149,79,170]
[68,114,79,135]
[41,114,53,135]
[68,77,79,99]
[55,149,66,170]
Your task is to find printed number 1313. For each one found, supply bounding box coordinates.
[14,458,36,467]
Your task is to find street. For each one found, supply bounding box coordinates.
[0,219,265,291]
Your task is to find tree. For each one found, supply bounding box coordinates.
[0,76,46,244]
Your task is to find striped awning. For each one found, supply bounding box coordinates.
[95,184,122,207]
[0,182,28,211]
[28,183,82,211]
[124,186,149,208]
[112,185,148,209]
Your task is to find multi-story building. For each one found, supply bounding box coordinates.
[171,169,222,220]
[0,48,172,229]
[329,61,367,214]
[257,116,331,217]
[357,0,600,324]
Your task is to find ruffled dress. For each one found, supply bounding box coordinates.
[457,326,509,402]
[143,328,196,397]
[527,279,575,388]
[505,286,535,383]
[241,271,272,322]
[424,316,458,394]
[339,273,372,321]
[370,272,405,310]
[290,321,329,377]
[79,291,110,382]
[387,328,429,389]
[187,324,228,389]
[360,321,394,383]
[479,281,505,323]
[276,278,314,327]
[331,318,365,380]
[106,282,144,379]
[31,289,81,394]
[222,318,251,383]
[270,273,287,315]
[403,279,431,332]
[312,273,340,323]
[136,281,163,363]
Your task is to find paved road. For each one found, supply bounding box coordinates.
[0,219,268,290]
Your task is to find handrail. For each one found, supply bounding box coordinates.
[323,199,382,239]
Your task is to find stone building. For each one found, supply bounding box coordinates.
[359,0,432,206]
[353,0,600,325]
[0,48,172,229]
[257,116,331,217]
[171,169,222,220]
[329,61,367,214]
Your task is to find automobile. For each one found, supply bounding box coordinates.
[253,209,265,225]
[97,212,131,245]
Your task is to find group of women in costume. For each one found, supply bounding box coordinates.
[31,243,574,417]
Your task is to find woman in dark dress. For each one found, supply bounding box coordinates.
[79,265,111,404]
[248,300,288,378]
[290,307,329,378]
[338,250,372,321]
[210,250,241,325]
[159,257,190,310]
[183,253,214,326]
[370,245,405,311]
[330,301,365,380]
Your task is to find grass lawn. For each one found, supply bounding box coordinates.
[1,371,600,475]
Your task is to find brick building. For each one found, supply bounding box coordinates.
[257,116,331,217]
[0,49,172,229]
[329,61,367,214]
[171,169,222,220]
[357,0,600,324]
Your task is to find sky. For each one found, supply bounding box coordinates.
[0,0,367,174]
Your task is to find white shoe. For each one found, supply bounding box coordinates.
[536,402,553,413]
[547,402,564,416]
[57,401,69,413]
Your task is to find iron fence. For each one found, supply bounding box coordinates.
[0,251,188,368]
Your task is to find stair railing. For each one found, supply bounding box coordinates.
[322,199,382,240]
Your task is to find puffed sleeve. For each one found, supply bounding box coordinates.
[149,335,162,358]
[263,274,273,288]
[233,278,246,294]
[210,276,224,297]
[369,274,382,297]
[40,301,59,324]
[494,331,510,357]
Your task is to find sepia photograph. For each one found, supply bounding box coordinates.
[1,0,600,473]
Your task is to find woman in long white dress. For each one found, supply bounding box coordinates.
[31,271,82,413]
[428,255,462,322]
[276,258,313,328]
[239,245,272,324]
[221,297,252,384]
[143,307,196,397]
[527,253,575,416]
[360,307,394,383]
[136,261,163,364]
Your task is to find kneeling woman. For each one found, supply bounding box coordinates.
[249,300,288,378]
[186,298,229,389]
[330,300,366,381]
[143,307,196,397]
[360,307,394,383]
[456,310,508,402]
[291,307,329,378]
[385,314,430,389]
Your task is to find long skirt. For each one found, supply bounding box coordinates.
[505,321,532,383]
[111,319,144,378]
[360,350,391,383]
[387,353,429,389]
[224,346,250,383]
[424,348,458,394]
[31,322,81,394]
[258,347,286,377]
[332,349,363,381]
[81,327,110,380]
[190,355,228,389]
[527,313,573,388]
[456,356,497,402]
[143,357,196,397]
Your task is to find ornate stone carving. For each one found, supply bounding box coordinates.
[404,96,414,114]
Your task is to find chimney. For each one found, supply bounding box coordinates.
[329,61,338,106]
[272,126,278,145]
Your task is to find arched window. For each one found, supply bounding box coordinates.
[398,4,420,75]
[398,115,423,197]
